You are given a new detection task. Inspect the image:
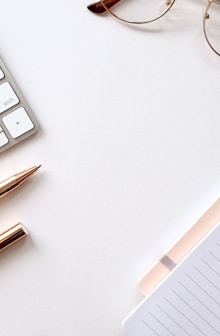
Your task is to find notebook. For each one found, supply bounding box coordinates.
[123,221,220,336]
[0,55,39,152]
[138,198,220,297]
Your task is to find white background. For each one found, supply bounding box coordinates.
[0,1,220,335]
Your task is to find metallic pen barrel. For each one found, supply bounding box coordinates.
[0,165,41,199]
[0,223,28,252]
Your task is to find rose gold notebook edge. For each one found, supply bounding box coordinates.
[138,198,220,296]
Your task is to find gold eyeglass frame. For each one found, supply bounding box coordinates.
[98,0,176,24]
[88,0,220,57]
[203,0,220,56]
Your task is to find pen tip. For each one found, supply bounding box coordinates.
[37,164,42,169]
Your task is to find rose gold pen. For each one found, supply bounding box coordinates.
[0,165,41,199]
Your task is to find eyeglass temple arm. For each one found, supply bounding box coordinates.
[87,0,121,14]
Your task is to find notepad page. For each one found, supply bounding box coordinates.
[123,223,220,336]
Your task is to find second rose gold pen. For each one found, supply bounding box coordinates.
[0,165,41,199]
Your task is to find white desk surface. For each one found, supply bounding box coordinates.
[0,1,220,335]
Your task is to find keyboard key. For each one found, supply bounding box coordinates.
[0,130,9,147]
[2,107,34,139]
[0,56,39,152]
[0,68,4,80]
[0,82,19,113]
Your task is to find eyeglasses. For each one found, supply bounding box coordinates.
[204,0,220,56]
[87,0,220,57]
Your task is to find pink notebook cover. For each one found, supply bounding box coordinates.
[138,198,220,296]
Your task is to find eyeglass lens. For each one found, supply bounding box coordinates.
[204,0,220,56]
[99,0,175,24]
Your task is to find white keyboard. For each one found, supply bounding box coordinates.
[0,56,39,152]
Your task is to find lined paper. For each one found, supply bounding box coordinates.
[123,223,220,336]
